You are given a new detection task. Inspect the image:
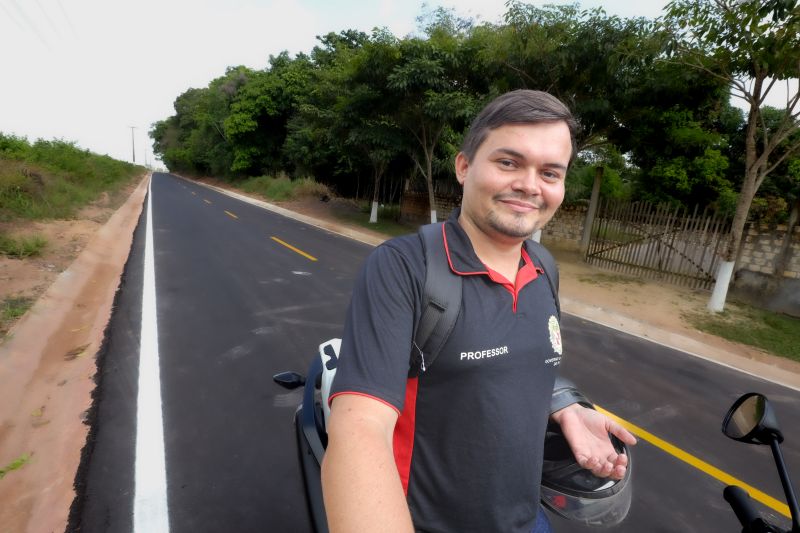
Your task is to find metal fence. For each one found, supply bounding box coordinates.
[585,199,731,290]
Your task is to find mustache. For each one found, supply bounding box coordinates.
[493,193,545,209]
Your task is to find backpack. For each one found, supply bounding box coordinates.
[412,222,560,373]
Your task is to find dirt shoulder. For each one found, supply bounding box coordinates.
[0,175,149,533]
[0,174,798,532]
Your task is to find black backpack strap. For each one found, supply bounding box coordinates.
[412,223,462,374]
[525,240,560,320]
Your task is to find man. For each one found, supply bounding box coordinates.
[322,90,636,532]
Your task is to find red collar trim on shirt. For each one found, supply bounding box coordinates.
[442,223,489,277]
[441,219,543,310]
[482,247,541,292]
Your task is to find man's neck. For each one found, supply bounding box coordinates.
[457,214,525,282]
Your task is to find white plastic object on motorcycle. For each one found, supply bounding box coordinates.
[318,338,341,428]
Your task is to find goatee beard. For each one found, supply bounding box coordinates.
[486,210,538,239]
[485,194,545,238]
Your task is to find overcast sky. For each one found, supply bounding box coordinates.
[0,0,695,165]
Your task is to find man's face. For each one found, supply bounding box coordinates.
[455,121,571,244]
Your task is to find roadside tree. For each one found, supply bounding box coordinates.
[224,52,314,176]
[386,10,480,223]
[663,0,800,311]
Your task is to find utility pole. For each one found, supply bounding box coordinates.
[129,126,136,163]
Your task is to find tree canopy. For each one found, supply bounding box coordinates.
[150,2,798,227]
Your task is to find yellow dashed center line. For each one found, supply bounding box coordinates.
[224,210,238,219]
[270,236,317,261]
[203,199,212,205]
[596,405,791,518]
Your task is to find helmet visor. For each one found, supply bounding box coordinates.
[541,470,632,526]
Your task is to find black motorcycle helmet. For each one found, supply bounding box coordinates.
[540,419,633,526]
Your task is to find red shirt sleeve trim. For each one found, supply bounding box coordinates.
[393,377,419,496]
[328,391,402,415]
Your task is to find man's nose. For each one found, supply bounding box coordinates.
[512,167,542,195]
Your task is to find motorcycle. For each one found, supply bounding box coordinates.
[273,339,339,533]
[722,392,800,533]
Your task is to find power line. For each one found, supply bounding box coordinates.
[55,0,77,38]
[34,0,63,40]
[0,1,26,31]
[7,0,52,50]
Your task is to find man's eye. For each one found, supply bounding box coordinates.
[498,159,516,168]
[542,171,562,182]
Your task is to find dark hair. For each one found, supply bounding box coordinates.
[460,90,579,163]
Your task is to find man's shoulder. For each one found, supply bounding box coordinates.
[381,231,423,251]
[352,232,427,292]
[372,232,425,268]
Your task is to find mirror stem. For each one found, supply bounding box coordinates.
[770,439,800,531]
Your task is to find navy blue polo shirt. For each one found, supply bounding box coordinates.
[330,209,562,532]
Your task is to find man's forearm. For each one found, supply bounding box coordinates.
[321,423,414,532]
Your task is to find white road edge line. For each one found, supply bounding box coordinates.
[134,176,170,532]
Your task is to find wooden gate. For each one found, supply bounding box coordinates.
[585,199,731,290]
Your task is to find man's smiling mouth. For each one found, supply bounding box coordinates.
[496,196,543,212]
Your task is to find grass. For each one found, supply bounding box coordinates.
[336,202,417,237]
[2,296,33,321]
[0,233,47,258]
[578,272,645,286]
[0,453,30,480]
[1,296,33,338]
[685,302,800,362]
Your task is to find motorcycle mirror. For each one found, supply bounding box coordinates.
[722,393,784,445]
[273,371,306,390]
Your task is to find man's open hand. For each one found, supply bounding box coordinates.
[550,404,637,480]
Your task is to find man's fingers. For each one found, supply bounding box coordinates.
[610,422,637,445]
[575,454,595,469]
[576,453,628,478]
[595,461,613,477]
[610,452,628,467]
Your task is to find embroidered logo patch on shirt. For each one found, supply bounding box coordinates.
[548,315,562,355]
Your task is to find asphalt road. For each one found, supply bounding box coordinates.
[72,172,800,533]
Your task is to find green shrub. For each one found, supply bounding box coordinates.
[240,175,331,201]
[0,133,142,221]
[0,133,31,160]
[0,165,36,219]
[293,177,331,199]
[240,175,278,198]
[264,177,294,200]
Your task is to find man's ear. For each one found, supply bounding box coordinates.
[455,152,469,185]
